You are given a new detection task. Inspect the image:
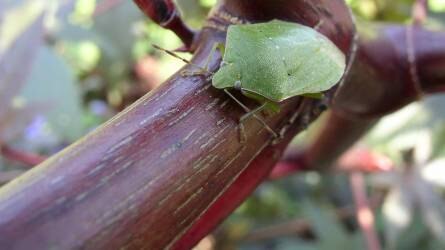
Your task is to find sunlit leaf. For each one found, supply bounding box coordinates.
[59,40,101,73]
[69,0,97,26]
[175,0,208,27]
[366,95,445,163]
[199,0,217,8]
[430,0,445,12]
[413,130,433,164]
[366,102,426,147]
[421,159,445,187]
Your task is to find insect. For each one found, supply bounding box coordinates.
[154,20,346,142]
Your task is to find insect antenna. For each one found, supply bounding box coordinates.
[152,44,212,74]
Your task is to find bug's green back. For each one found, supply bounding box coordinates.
[212,20,346,102]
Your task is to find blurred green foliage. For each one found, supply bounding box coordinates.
[0,0,444,249]
[430,0,445,11]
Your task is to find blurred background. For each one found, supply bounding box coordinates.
[0,0,445,249]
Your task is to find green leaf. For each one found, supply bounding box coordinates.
[21,46,85,141]
[301,200,364,250]
[394,211,429,250]
[92,2,142,62]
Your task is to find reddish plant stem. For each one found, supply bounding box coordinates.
[270,145,393,179]
[134,0,196,50]
[173,99,320,249]
[350,172,381,250]
[0,145,46,167]
[269,158,306,179]
[412,0,428,25]
[133,0,175,23]
[337,147,393,172]
[333,23,445,118]
[174,135,291,249]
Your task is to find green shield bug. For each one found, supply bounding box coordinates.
[154,19,346,142]
[213,20,345,102]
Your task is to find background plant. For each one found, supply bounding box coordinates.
[0,0,444,249]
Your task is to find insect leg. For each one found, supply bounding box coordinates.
[239,103,279,140]
[223,89,250,142]
[223,89,278,142]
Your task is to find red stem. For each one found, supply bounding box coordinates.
[269,146,308,179]
[174,141,284,249]
[350,173,381,250]
[134,0,196,50]
[270,146,393,179]
[412,0,428,25]
[0,145,46,167]
[173,99,318,249]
